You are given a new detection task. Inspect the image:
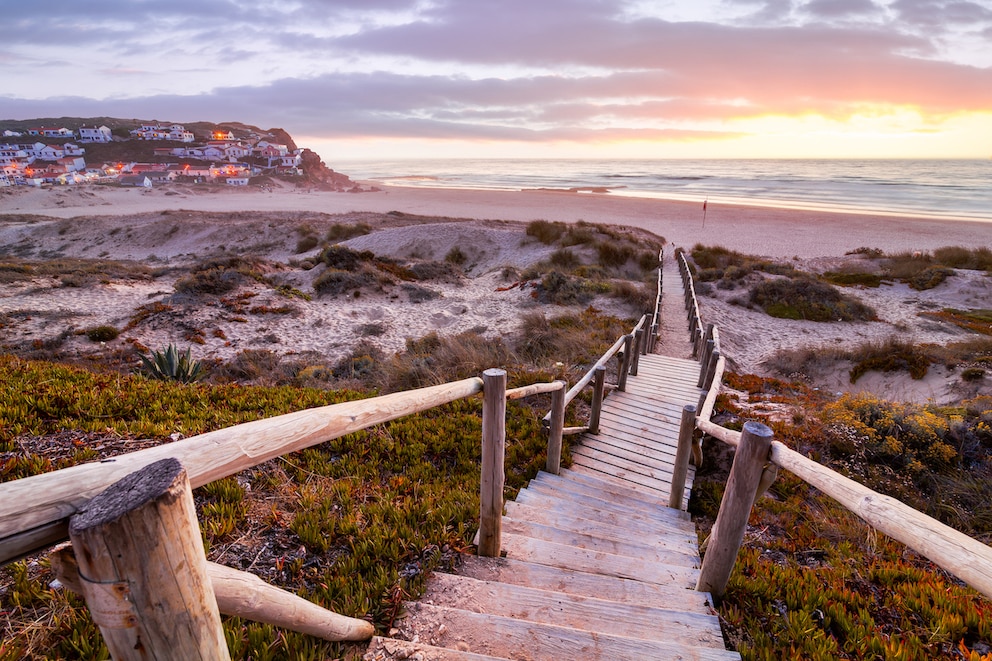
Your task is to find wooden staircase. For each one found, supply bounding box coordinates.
[365,255,739,660]
[364,354,740,660]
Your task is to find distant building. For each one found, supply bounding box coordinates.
[119,175,152,188]
[27,127,74,138]
[78,125,112,143]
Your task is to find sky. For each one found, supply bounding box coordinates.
[2,0,991,161]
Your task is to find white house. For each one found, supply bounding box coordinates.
[224,175,250,186]
[37,144,65,160]
[63,143,85,156]
[120,175,152,188]
[78,126,112,143]
[28,127,73,138]
[58,156,87,172]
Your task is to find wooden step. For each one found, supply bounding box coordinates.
[503,500,695,544]
[364,636,509,660]
[567,455,674,494]
[564,462,670,496]
[495,533,700,586]
[557,466,691,515]
[421,573,726,648]
[558,465,692,513]
[569,444,676,483]
[531,471,688,521]
[393,602,741,660]
[521,476,684,522]
[513,488,687,531]
[574,434,678,469]
[499,517,700,565]
[451,554,717,615]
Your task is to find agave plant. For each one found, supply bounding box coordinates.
[139,344,203,383]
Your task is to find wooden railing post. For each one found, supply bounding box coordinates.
[701,350,721,391]
[630,328,644,376]
[617,334,633,392]
[68,458,229,660]
[668,405,697,510]
[697,340,715,386]
[589,365,606,434]
[546,382,566,475]
[478,369,507,557]
[696,422,773,601]
[697,323,714,363]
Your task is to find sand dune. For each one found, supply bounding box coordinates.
[1,182,989,403]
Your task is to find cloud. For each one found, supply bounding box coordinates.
[2,0,990,155]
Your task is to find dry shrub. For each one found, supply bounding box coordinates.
[515,309,629,367]
[525,220,566,245]
[749,276,877,322]
[380,330,517,392]
[848,338,931,383]
[325,221,371,242]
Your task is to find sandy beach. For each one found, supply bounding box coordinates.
[1,182,989,404]
[2,182,990,259]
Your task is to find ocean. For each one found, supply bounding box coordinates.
[338,159,992,223]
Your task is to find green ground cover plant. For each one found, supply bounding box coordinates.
[0,355,552,660]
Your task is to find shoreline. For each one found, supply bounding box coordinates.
[2,182,989,258]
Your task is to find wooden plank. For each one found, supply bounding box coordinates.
[596,400,679,425]
[511,491,688,535]
[634,364,702,383]
[517,483,685,528]
[600,396,686,419]
[532,470,680,513]
[522,478,689,528]
[595,412,682,446]
[572,435,675,475]
[562,464,696,510]
[625,383,702,401]
[395,603,741,660]
[625,371,702,391]
[366,636,507,660]
[422,573,724,648]
[530,471,681,518]
[571,442,678,478]
[557,467,691,517]
[496,533,701,587]
[500,517,699,564]
[567,457,673,494]
[452,554,718,615]
[586,420,680,447]
[502,501,695,544]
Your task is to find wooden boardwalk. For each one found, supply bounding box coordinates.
[365,262,740,660]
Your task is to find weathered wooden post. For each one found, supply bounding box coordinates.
[51,545,375,643]
[68,457,229,660]
[546,382,566,475]
[589,365,606,435]
[696,422,774,601]
[617,334,633,391]
[630,328,644,376]
[478,368,507,557]
[697,339,715,386]
[701,350,721,391]
[697,323,714,363]
[668,405,697,510]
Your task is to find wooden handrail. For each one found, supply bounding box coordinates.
[679,247,992,601]
[0,377,485,565]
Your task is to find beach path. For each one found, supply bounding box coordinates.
[365,262,738,660]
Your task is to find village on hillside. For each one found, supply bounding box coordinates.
[0,123,306,188]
